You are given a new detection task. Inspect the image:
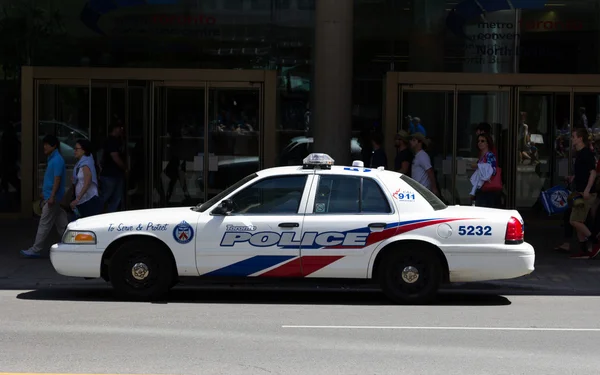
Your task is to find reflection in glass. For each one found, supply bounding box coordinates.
[456,91,509,207]
[277,65,312,166]
[36,84,90,199]
[154,87,205,207]
[126,86,148,209]
[400,90,454,204]
[575,94,600,162]
[207,87,260,200]
[517,93,570,209]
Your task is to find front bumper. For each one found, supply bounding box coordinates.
[50,243,103,278]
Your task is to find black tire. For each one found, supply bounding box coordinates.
[379,246,443,305]
[108,239,174,302]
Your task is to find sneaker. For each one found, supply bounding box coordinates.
[569,251,590,259]
[19,249,41,258]
[589,245,600,259]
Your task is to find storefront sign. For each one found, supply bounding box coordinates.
[461,18,582,65]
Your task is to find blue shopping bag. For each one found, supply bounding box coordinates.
[540,185,570,216]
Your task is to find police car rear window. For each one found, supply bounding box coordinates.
[400,175,447,211]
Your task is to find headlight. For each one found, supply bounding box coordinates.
[62,230,97,244]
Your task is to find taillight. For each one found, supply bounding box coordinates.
[505,216,524,244]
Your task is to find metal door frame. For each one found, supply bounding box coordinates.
[397,83,511,205]
[386,72,600,209]
[20,67,276,218]
[515,86,574,209]
[151,80,263,205]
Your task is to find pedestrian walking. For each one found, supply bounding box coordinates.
[70,139,102,218]
[568,128,600,259]
[20,135,68,258]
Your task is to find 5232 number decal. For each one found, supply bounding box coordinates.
[458,225,492,236]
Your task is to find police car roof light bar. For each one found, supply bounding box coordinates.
[303,153,335,169]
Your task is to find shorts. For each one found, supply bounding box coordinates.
[570,193,597,223]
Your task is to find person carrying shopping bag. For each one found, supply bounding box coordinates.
[469,133,502,207]
[70,139,102,219]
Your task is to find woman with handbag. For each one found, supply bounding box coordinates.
[70,139,102,219]
[469,133,502,207]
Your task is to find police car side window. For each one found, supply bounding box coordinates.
[361,178,392,213]
[314,176,391,214]
[229,175,307,215]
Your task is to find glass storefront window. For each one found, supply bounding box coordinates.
[207,86,261,200]
[154,87,206,207]
[36,84,90,202]
[277,63,311,166]
[516,91,570,209]
[400,89,454,203]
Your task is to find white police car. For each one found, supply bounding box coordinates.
[50,153,534,304]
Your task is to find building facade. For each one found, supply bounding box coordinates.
[1,0,600,218]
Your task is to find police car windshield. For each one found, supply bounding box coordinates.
[400,175,447,211]
[194,173,258,212]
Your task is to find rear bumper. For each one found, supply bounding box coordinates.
[447,242,535,283]
[50,243,102,278]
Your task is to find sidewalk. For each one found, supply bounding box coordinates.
[2,217,600,294]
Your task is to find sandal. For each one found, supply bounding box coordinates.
[553,244,570,252]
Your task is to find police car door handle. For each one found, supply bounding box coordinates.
[279,222,299,228]
[368,223,386,230]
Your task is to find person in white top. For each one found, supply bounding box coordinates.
[70,139,103,218]
[409,133,439,196]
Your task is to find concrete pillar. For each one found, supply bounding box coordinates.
[409,0,446,72]
[312,0,353,166]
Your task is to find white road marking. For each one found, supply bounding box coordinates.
[281,325,600,332]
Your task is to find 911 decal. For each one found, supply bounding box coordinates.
[458,225,492,236]
[393,189,416,201]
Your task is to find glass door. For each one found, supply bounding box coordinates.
[515,87,572,211]
[125,81,151,210]
[206,82,262,200]
[34,79,91,200]
[399,85,455,203]
[152,82,207,208]
[455,86,511,207]
[573,87,600,161]
[91,80,152,212]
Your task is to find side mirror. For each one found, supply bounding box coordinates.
[212,199,234,215]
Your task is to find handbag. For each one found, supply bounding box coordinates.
[481,167,503,192]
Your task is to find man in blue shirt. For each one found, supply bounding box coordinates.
[20,135,68,258]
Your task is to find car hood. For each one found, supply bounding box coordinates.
[69,207,194,230]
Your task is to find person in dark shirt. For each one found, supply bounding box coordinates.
[394,130,413,175]
[369,132,387,169]
[568,127,600,259]
[99,123,127,212]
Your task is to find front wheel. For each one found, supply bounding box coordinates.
[379,246,443,304]
[108,239,174,301]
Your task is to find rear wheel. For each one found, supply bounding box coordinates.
[108,239,174,301]
[379,246,442,304]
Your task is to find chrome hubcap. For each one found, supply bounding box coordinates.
[131,262,150,281]
[401,266,419,284]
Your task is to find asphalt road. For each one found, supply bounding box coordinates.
[1,287,600,375]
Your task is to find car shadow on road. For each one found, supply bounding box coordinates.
[15,286,512,306]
